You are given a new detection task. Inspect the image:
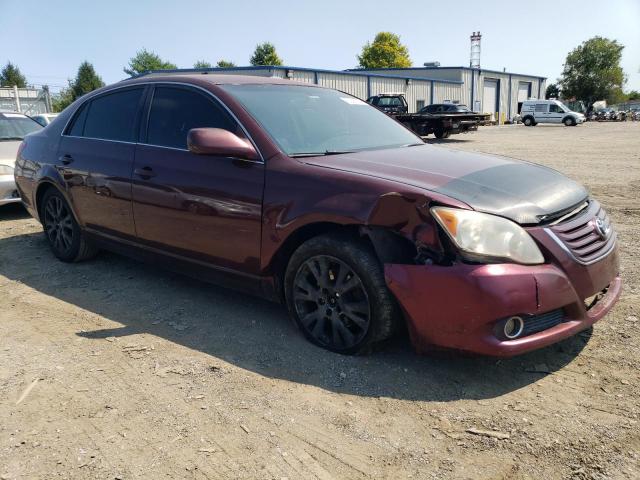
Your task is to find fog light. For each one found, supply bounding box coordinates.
[504,316,524,339]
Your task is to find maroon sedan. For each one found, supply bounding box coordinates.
[14,73,621,356]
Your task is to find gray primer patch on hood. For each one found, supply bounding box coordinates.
[436,162,588,224]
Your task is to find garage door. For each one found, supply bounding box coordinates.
[483,79,499,116]
[518,82,531,102]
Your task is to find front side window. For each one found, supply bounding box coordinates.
[81,88,144,141]
[549,104,563,113]
[223,84,420,156]
[146,86,236,149]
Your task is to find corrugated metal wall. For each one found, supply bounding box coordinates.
[290,70,315,83]
[316,72,368,100]
[433,83,464,105]
[406,81,431,113]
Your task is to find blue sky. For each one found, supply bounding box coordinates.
[2,0,639,93]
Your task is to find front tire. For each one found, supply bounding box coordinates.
[564,117,576,126]
[434,128,450,139]
[41,188,98,262]
[284,234,398,355]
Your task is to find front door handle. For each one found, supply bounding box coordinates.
[134,166,156,179]
[59,154,74,165]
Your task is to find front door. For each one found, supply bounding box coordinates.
[131,85,264,274]
[548,103,565,123]
[57,87,145,237]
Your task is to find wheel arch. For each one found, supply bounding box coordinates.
[34,180,80,226]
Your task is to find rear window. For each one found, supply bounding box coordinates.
[80,88,144,142]
[0,114,42,140]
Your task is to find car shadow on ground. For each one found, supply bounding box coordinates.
[0,231,590,402]
[0,203,30,221]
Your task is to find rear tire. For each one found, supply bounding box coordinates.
[523,116,535,126]
[434,128,450,139]
[284,234,398,355]
[41,188,98,263]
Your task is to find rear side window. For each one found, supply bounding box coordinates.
[535,104,547,112]
[68,103,88,136]
[82,88,144,142]
[146,86,236,150]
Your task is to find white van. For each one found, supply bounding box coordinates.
[520,100,585,126]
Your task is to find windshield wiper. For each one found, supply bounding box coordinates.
[0,137,24,141]
[289,150,354,158]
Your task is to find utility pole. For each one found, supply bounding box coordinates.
[12,85,22,112]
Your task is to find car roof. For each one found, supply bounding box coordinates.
[120,73,309,87]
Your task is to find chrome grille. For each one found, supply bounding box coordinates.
[548,200,616,265]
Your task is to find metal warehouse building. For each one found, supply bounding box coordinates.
[152,65,546,123]
[348,66,547,122]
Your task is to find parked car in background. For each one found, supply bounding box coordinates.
[31,113,59,127]
[1,111,42,206]
[15,73,620,357]
[521,100,585,126]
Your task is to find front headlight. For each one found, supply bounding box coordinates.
[0,164,14,175]
[431,207,544,265]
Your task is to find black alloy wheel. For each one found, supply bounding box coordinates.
[41,188,98,262]
[43,194,75,256]
[292,255,371,351]
[285,234,398,355]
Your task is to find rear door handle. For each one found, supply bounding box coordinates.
[59,154,74,165]
[134,166,156,178]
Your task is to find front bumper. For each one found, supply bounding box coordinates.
[385,245,621,357]
[0,174,21,206]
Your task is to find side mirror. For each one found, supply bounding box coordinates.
[187,128,259,161]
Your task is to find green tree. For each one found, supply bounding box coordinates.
[626,90,640,100]
[193,60,212,69]
[545,83,560,99]
[249,42,283,66]
[124,49,177,76]
[558,37,626,107]
[357,32,412,69]
[0,61,27,88]
[52,61,104,112]
[216,59,236,68]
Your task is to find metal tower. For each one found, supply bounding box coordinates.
[470,31,482,69]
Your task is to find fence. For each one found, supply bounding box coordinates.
[0,86,52,114]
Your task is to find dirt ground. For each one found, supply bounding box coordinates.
[1,121,638,480]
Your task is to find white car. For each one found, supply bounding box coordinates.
[520,99,585,127]
[0,111,42,206]
[31,113,59,127]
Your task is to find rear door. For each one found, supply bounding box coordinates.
[131,84,264,273]
[534,103,550,123]
[57,87,145,237]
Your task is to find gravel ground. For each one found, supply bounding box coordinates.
[0,121,638,479]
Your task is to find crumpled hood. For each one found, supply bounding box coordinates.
[0,141,20,168]
[302,144,588,225]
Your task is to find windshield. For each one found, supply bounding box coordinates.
[556,102,570,113]
[0,114,43,140]
[222,85,421,156]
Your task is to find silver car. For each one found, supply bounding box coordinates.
[0,111,42,206]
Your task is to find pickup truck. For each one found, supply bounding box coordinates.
[366,94,490,139]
